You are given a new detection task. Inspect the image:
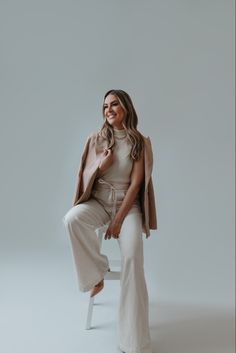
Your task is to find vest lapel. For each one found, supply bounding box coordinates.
[144,137,153,190]
[95,134,108,156]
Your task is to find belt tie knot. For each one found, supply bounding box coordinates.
[97,178,118,218]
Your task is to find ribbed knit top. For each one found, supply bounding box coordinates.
[100,128,133,185]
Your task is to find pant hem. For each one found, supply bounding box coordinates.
[118,342,153,353]
[79,265,110,292]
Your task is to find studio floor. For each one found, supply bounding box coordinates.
[1,250,235,353]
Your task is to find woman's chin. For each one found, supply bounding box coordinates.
[107,120,116,127]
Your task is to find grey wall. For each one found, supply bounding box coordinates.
[0,0,234,306]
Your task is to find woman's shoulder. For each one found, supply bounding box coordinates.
[139,131,152,143]
[84,131,106,148]
[85,130,101,141]
[86,130,152,144]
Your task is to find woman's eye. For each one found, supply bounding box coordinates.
[104,102,118,109]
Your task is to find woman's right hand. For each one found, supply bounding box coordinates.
[98,148,113,175]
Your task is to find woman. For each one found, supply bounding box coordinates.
[62,89,157,353]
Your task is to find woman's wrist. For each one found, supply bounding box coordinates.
[97,164,105,177]
[113,217,124,225]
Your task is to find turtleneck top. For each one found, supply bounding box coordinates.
[101,127,133,184]
[92,127,140,214]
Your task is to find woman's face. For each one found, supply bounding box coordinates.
[103,94,125,129]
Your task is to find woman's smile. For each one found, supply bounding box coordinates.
[103,94,125,129]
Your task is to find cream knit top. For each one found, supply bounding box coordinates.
[92,128,140,215]
[101,127,133,184]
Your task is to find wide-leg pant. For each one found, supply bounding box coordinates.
[62,192,153,353]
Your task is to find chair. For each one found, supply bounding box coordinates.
[85,225,121,330]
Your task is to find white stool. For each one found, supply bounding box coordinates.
[85,225,121,330]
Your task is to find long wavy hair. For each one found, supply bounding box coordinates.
[99,89,144,161]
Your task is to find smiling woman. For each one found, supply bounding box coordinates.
[62,89,157,353]
[103,96,125,129]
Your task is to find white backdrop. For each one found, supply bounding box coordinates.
[0,1,234,353]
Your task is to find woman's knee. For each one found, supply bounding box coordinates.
[62,209,73,227]
[62,204,84,227]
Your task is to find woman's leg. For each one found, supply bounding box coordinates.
[62,198,110,292]
[117,207,153,353]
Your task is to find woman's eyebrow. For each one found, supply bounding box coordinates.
[103,100,119,106]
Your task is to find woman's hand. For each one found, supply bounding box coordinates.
[98,148,113,175]
[104,219,122,240]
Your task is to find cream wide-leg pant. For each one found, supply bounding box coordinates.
[62,180,153,353]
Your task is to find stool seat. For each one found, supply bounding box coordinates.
[85,226,121,330]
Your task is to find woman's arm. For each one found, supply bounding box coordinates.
[104,147,145,239]
[115,147,144,223]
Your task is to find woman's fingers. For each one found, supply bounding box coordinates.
[104,229,110,240]
[104,148,111,157]
[104,232,119,240]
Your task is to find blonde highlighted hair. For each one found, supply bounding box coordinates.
[99,89,144,160]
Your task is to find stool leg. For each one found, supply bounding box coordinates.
[86,296,95,329]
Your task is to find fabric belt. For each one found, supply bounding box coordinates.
[95,178,130,218]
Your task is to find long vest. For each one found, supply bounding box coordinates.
[72,131,158,238]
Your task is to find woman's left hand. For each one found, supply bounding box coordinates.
[104,219,122,240]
